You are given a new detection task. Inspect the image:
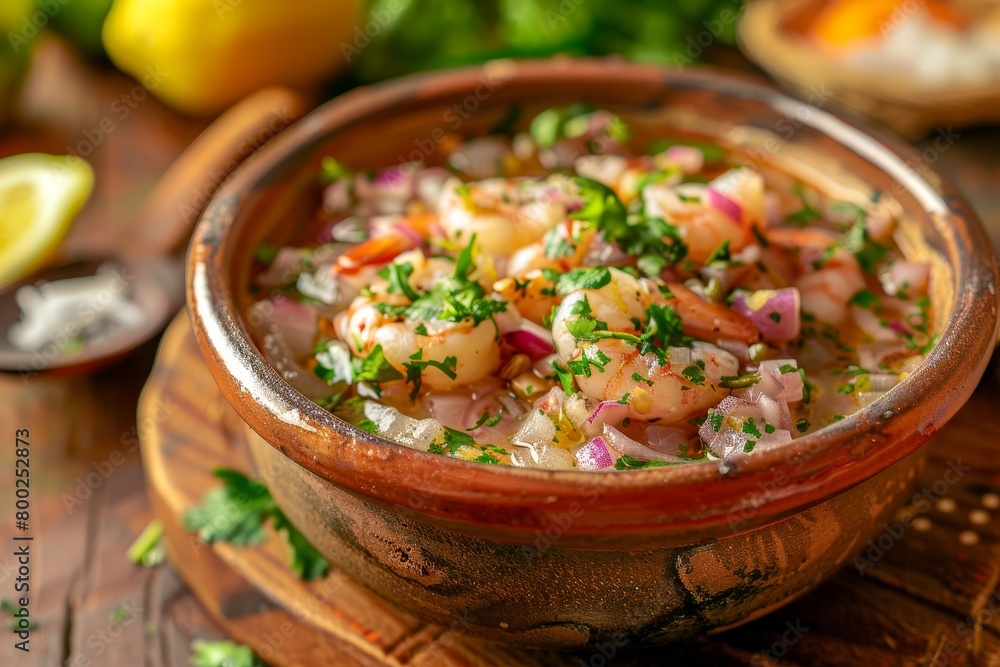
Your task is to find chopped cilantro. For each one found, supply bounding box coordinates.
[632,371,653,387]
[473,451,500,465]
[785,183,822,225]
[681,365,706,386]
[358,419,380,434]
[315,343,402,396]
[614,455,671,470]
[543,226,575,259]
[842,211,889,273]
[552,361,577,394]
[719,373,759,389]
[851,290,880,309]
[751,225,770,247]
[440,426,475,453]
[557,267,612,294]
[568,346,613,378]
[743,439,757,453]
[795,418,811,433]
[468,410,502,431]
[617,392,631,405]
[253,243,279,264]
[379,262,420,301]
[742,418,762,438]
[709,412,724,433]
[705,240,732,266]
[402,350,458,400]
[320,156,351,184]
[529,104,594,149]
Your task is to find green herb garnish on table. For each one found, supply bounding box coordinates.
[184,469,329,581]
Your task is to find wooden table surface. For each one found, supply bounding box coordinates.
[4,38,1000,667]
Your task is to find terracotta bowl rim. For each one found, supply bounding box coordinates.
[187,58,998,535]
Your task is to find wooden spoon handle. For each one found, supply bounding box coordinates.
[123,86,309,257]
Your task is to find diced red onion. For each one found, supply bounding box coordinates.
[699,393,793,457]
[662,145,704,173]
[426,392,478,430]
[764,191,783,227]
[715,338,751,364]
[267,297,319,358]
[323,178,351,212]
[757,429,792,448]
[758,359,796,375]
[257,248,308,288]
[858,342,910,371]
[510,443,576,469]
[575,436,616,470]
[369,216,424,247]
[584,400,631,437]
[533,386,566,417]
[533,353,559,375]
[247,302,330,399]
[448,138,510,180]
[730,288,801,342]
[504,320,555,360]
[675,182,707,201]
[707,168,765,226]
[496,393,528,419]
[868,373,901,392]
[851,306,900,343]
[707,186,742,224]
[583,234,630,266]
[668,346,691,366]
[603,425,685,464]
[882,260,930,297]
[865,205,894,243]
[414,168,452,208]
[645,425,689,455]
[575,154,628,187]
[888,321,909,335]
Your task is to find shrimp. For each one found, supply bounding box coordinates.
[493,269,560,325]
[653,281,762,345]
[766,228,865,325]
[334,250,503,389]
[552,268,738,424]
[438,176,574,256]
[643,182,751,263]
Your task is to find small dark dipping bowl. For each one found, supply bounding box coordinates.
[187,60,999,649]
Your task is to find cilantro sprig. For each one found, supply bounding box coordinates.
[373,234,507,328]
[184,469,329,581]
[571,176,687,278]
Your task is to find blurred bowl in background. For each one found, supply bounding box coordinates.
[739,0,1000,139]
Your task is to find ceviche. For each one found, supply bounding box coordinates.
[248,105,937,471]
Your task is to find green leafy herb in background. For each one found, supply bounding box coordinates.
[348,0,744,85]
[184,469,329,581]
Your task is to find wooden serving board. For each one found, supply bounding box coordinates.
[138,313,1000,666]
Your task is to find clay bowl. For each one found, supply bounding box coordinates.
[187,60,999,649]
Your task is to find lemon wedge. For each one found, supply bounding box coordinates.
[0,154,94,287]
